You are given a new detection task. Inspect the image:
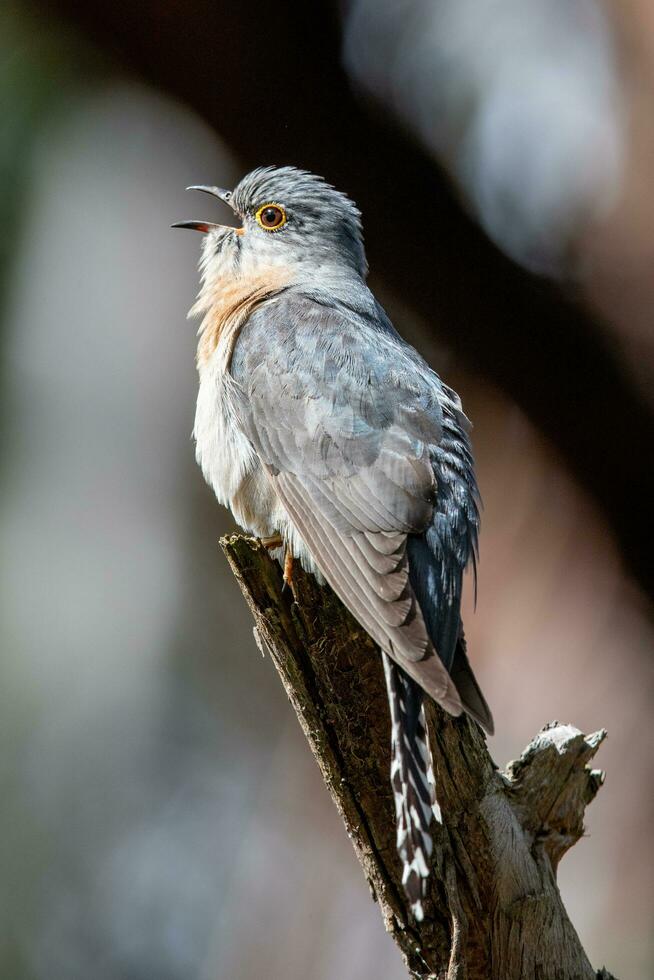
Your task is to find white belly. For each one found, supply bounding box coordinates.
[194,353,272,534]
[193,349,319,575]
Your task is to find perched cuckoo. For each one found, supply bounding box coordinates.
[174,166,493,919]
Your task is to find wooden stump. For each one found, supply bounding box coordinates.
[222,533,616,980]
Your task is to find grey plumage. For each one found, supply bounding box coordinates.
[230,287,487,718]
[230,166,368,277]
[179,165,494,917]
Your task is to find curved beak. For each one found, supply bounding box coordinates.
[186,185,236,209]
[171,184,240,234]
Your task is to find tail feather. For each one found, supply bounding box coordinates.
[382,652,438,921]
[451,634,494,735]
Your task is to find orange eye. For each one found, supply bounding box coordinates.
[255,203,287,231]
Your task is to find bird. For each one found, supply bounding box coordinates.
[173,166,493,920]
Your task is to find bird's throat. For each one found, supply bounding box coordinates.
[194,266,294,370]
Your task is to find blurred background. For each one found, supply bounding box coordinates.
[1,1,652,978]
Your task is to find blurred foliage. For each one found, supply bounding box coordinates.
[0,4,104,310]
[0,4,107,480]
[0,11,98,977]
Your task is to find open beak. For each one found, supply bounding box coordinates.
[171,185,240,234]
[171,220,220,233]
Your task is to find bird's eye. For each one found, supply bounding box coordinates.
[255,203,287,231]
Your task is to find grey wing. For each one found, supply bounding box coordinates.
[231,292,469,714]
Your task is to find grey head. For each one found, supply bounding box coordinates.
[173,166,367,279]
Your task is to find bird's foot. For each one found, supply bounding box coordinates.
[260,534,294,589]
[260,533,283,550]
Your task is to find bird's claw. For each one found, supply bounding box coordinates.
[261,533,283,550]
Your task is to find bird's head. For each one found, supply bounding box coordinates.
[173,166,367,286]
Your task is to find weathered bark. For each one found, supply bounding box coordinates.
[222,533,616,980]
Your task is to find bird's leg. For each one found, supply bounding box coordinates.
[283,548,294,588]
[260,534,294,587]
[260,533,283,550]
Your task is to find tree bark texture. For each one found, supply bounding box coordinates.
[221,533,616,980]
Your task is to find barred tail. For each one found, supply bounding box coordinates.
[382,652,439,921]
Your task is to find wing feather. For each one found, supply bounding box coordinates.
[230,291,473,715]
[273,469,461,711]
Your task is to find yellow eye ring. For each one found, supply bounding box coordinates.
[255,202,287,231]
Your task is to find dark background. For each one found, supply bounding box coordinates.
[1,2,652,977]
